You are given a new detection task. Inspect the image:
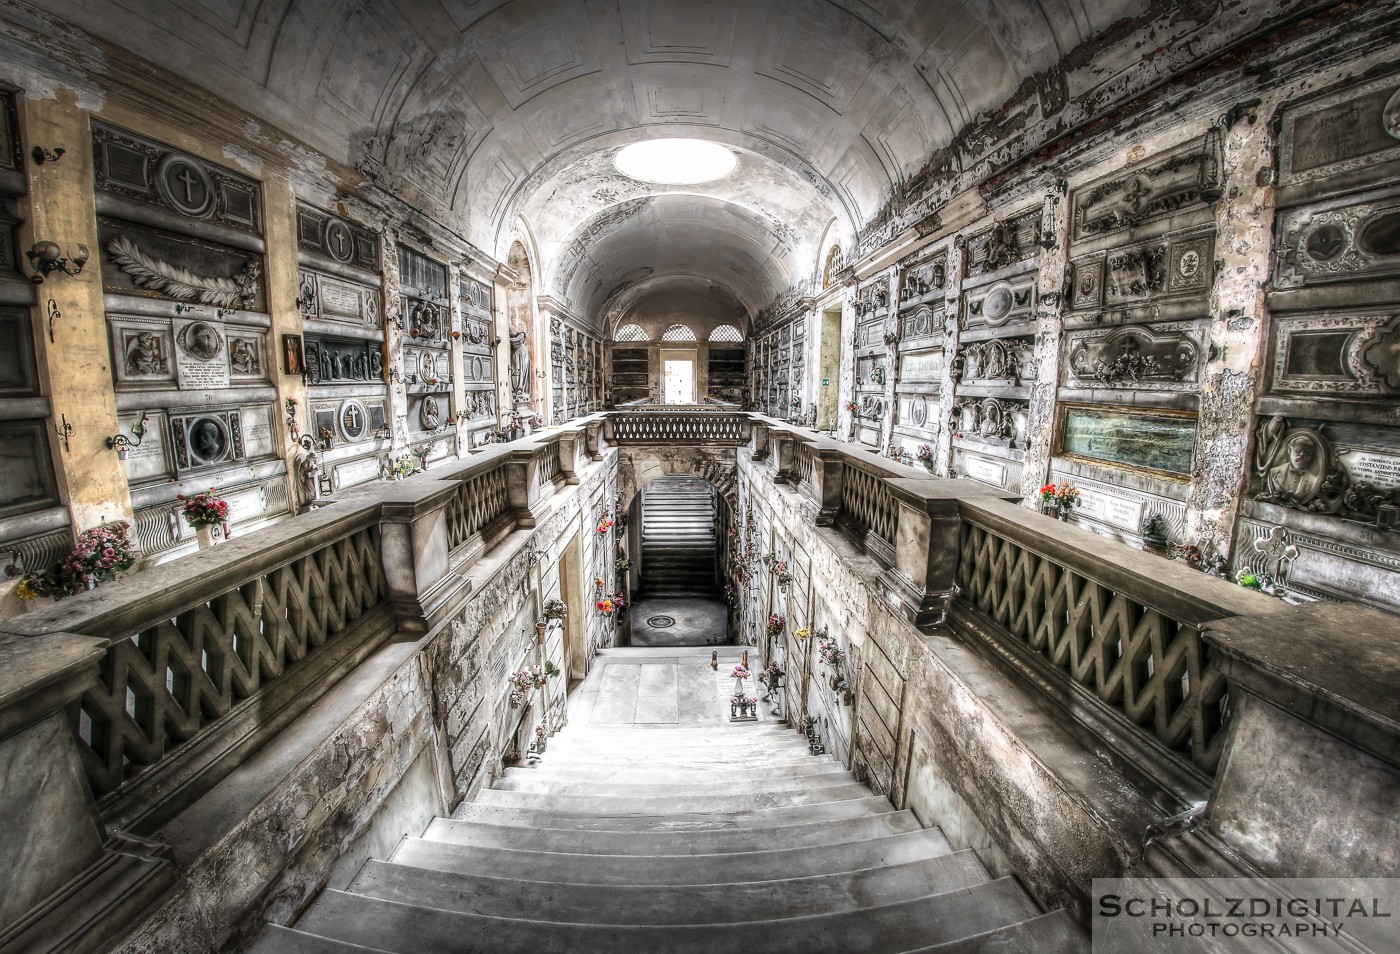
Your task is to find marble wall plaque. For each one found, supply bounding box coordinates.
[1344,450,1400,490]
[900,349,944,383]
[963,455,1007,487]
[319,276,367,320]
[1076,488,1145,532]
[120,410,168,481]
[172,318,231,389]
[335,455,382,489]
[242,407,275,457]
[1280,74,1400,187]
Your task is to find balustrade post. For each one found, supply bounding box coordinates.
[751,422,771,461]
[877,479,1011,626]
[0,631,174,947]
[379,481,461,637]
[507,447,545,528]
[773,433,796,484]
[585,420,605,460]
[809,450,845,526]
[556,432,583,485]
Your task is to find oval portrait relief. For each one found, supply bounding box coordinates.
[179,321,224,361]
[982,283,1015,324]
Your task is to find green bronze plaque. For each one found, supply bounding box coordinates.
[1057,405,1196,477]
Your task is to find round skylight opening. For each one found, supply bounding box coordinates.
[614,139,737,185]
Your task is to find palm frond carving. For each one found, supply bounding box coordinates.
[105,236,261,309]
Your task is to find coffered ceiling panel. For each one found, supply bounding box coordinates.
[754,10,872,114]
[316,3,425,127]
[475,4,602,109]
[621,0,738,66]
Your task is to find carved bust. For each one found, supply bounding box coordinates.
[420,396,441,431]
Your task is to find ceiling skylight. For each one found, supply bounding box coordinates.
[614,139,737,185]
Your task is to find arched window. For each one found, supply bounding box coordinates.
[708,325,743,342]
[614,324,647,342]
[661,324,697,341]
[823,244,845,289]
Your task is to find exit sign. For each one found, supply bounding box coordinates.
[822,378,830,387]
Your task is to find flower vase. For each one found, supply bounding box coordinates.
[733,675,746,697]
[1058,507,1071,522]
[196,525,216,550]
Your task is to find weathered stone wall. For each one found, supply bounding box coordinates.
[735,444,1164,921]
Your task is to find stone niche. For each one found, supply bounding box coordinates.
[1253,71,1400,610]
[891,248,950,458]
[93,120,287,562]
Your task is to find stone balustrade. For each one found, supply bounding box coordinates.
[1,409,1396,948]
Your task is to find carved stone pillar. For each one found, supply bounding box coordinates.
[750,422,771,461]
[379,482,459,636]
[506,447,543,527]
[808,449,845,526]
[772,433,796,484]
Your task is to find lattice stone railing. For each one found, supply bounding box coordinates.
[538,439,563,487]
[955,515,1232,778]
[837,461,899,561]
[792,441,814,491]
[71,523,388,798]
[609,411,749,444]
[445,461,511,552]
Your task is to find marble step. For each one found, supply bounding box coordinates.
[907,912,1088,953]
[472,780,873,813]
[420,808,920,854]
[501,758,841,780]
[348,850,990,924]
[491,769,854,797]
[389,827,953,886]
[250,927,391,953]
[268,878,1039,954]
[448,795,897,831]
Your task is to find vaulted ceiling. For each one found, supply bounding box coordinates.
[35,0,1150,327]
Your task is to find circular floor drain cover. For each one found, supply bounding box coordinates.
[647,615,676,629]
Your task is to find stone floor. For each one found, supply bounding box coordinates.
[569,646,778,726]
[627,597,730,648]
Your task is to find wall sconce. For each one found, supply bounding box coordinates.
[54,414,74,454]
[106,411,150,461]
[1198,122,1225,205]
[26,241,89,284]
[31,146,64,165]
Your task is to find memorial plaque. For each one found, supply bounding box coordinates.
[1281,76,1400,185]
[319,276,367,320]
[900,350,944,383]
[1075,488,1145,532]
[242,409,275,457]
[1058,405,1196,477]
[1344,449,1400,490]
[172,318,230,389]
[335,455,382,488]
[963,455,1006,487]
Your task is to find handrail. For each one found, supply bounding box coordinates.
[608,411,750,444]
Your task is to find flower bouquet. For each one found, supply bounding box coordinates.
[723,582,739,607]
[1039,482,1080,519]
[178,487,231,543]
[543,598,567,620]
[12,523,139,601]
[766,613,785,638]
[818,639,847,667]
[918,443,933,463]
[730,664,750,680]
[794,626,811,642]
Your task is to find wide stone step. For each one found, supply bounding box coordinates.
[449,795,897,832]
[473,781,872,813]
[529,752,826,772]
[908,912,1088,953]
[348,850,990,924]
[250,926,391,953]
[421,809,919,854]
[277,878,1038,954]
[390,828,953,886]
[502,758,840,780]
[491,769,853,797]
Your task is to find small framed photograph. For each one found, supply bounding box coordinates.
[282,334,305,375]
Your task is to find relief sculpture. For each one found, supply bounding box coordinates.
[1250,416,1400,528]
[106,236,260,310]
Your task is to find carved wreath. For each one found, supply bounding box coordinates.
[106,236,260,309]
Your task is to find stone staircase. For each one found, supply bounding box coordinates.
[250,719,1088,953]
[639,478,717,597]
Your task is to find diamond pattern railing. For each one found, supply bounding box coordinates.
[537,439,563,487]
[445,462,511,552]
[793,442,814,491]
[956,519,1230,777]
[71,525,387,797]
[837,461,899,557]
[610,412,748,444]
